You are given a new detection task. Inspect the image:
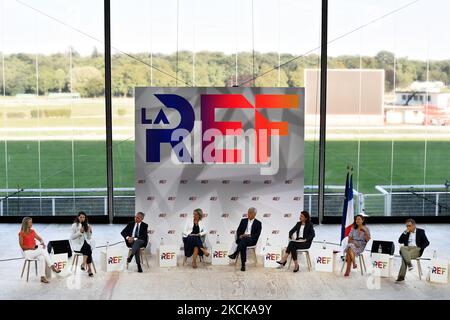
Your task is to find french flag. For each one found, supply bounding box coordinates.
[340,172,354,244]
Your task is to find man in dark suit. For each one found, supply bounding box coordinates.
[228,207,262,271]
[396,218,429,282]
[121,212,148,273]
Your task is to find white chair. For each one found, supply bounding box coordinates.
[287,249,312,271]
[341,253,367,275]
[126,247,150,269]
[398,245,424,280]
[21,258,38,282]
[72,252,97,274]
[414,258,423,280]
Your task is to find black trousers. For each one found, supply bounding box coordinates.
[127,239,146,264]
[285,241,311,261]
[234,237,257,266]
[77,241,92,264]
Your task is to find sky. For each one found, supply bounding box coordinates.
[1,0,450,61]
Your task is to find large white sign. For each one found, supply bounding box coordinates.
[46,253,68,278]
[100,247,127,272]
[135,87,305,254]
[211,243,231,266]
[263,246,282,268]
[159,245,178,267]
[314,249,334,273]
[370,253,393,278]
[429,259,449,284]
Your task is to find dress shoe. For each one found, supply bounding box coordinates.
[396,277,405,282]
[276,260,287,267]
[127,256,133,264]
[137,264,143,273]
[228,253,237,260]
[293,266,300,273]
[241,265,246,272]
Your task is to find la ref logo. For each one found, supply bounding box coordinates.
[213,250,228,258]
[316,257,332,265]
[53,261,67,270]
[140,92,300,175]
[265,253,281,261]
[108,256,123,264]
[161,252,176,260]
[432,266,447,275]
[372,260,388,269]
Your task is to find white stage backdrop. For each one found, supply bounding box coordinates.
[135,87,304,253]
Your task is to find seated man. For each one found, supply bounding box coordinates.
[228,207,262,272]
[396,218,429,282]
[121,212,148,273]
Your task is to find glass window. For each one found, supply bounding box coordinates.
[0,0,106,217]
[111,0,322,218]
[325,0,450,218]
[3,1,447,220]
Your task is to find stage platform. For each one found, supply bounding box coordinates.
[1,223,449,300]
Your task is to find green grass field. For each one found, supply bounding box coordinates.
[0,140,448,195]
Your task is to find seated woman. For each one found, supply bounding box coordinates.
[182,208,210,268]
[19,217,61,283]
[276,211,315,272]
[343,214,371,277]
[70,211,95,277]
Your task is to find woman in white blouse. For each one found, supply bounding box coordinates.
[182,208,210,268]
[70,211,95,277]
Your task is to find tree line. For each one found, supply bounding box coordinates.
[0,50,449,98]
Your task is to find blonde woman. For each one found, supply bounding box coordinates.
[182,209,209,268]
[18,217,61,283]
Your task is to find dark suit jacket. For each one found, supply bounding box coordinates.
[236,218,262,244]
[121,221,149,248]
[398,228,429,257]
[289,222,315,244]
